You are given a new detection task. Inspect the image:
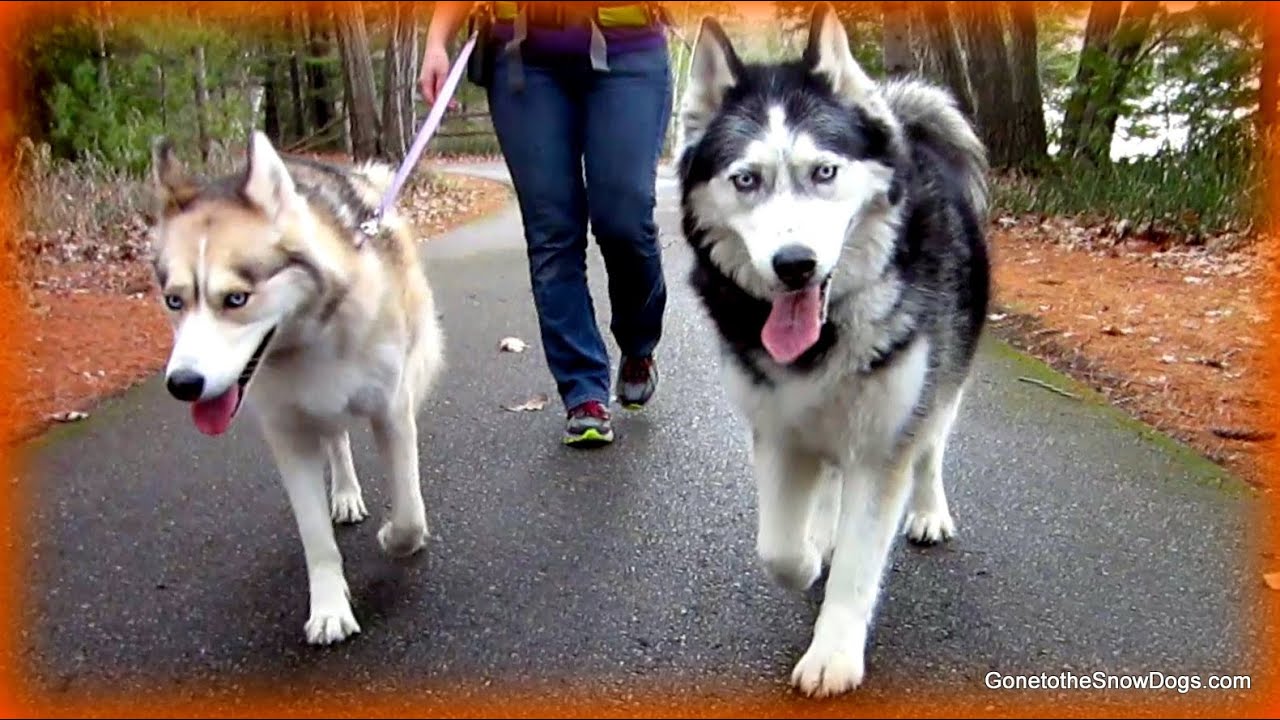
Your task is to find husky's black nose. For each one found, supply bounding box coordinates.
[772,244,818,290]
[166,370,206,402]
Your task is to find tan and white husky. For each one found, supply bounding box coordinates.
[148,131,446,646]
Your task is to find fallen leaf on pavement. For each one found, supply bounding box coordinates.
[498,337,527,353]
[503,393,549,413]
[49,411,88,423]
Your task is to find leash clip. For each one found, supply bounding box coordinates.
[356,214,384,249]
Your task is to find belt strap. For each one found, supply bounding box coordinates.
[491,1,660,88]
[589,19,609,71]
[503,5,527,92]
[493,2,653,28]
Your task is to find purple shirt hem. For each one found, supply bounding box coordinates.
[489,22,667,60]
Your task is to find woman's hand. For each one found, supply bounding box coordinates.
[418,43,453,105]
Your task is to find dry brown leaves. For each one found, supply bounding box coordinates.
[989,213,1273,486]
[402,169,512,240]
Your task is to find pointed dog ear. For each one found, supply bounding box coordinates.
[678,16,744,152]
[803,1,877,105]
[150,137,200,216]
[240,131,301,221]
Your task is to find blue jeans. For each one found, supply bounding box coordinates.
[487,45,672,411]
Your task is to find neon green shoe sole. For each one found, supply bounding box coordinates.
[563,426,615,447]
[564,400,614,448]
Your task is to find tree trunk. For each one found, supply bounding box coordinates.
[955,1,1016,168]
[668,2,690,154]
[1260,11,1278,233]
[286,10,308,142]
[334,1,381,161]
[193,43,212,163]
[380,0,410,159]
[264,52,282,142]
[398,2,420,138]
[1254,17,1274,133]
[157,63,167,131]
[1006,1,1048,168]
[1094,1,1162,158]
[333,6,355,157]
[1059,1,1122,160]
[1072,1,1161,164]
[304,3,340,146]
[906,3,937,78]
[917,1,974,119]
[93,1,112,106]
[1261,13,1277,134]
[242,60,259,148]
[881,1,913,78]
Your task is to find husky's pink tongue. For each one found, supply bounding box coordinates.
[192,386,241,437]
[762,285,823,365]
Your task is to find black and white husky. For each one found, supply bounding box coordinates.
[675,3,992,697]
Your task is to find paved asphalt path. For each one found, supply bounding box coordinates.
[15,162,1268,714]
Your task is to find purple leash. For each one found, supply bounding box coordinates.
[359,30,479,246]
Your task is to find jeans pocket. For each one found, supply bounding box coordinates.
[608,43,671,79]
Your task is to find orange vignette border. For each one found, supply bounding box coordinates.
[0,1,1276,718]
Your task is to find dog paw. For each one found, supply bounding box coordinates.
[790,618,868,698]
[305,603,361,646]
[759,545,823,593]
[377,520,428,558]
[330,490,369,525]
[903,508,955,545]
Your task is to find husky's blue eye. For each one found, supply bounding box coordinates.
[224,292,250,309]
[164,294,184,311]
[730,171,760,192]
[813,164,838,183]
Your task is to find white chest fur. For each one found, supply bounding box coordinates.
[248,336,406,433]
[724,336,930,464]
